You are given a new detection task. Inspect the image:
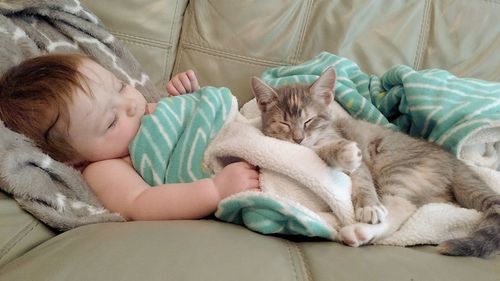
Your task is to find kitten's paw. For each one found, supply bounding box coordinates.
[339,223,376,247]
[338,142,362,172]
[355,204,388,224]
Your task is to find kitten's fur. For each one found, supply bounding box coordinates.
[251,68,500,257]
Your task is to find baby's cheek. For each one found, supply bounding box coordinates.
[115,123,139,156]
[125,125,140,147]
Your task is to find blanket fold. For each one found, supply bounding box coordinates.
[261,52,500,170]
[207,114,354,237]
[129,88,233,185]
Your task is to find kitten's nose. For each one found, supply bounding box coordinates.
[293,136,304,144]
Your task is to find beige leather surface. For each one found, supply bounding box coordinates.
[0,220,498,281]
[0,192,54,268]
[174,0,500,104]
[81,0,188,90]
[0,221,309,281]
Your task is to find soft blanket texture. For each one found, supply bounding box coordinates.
[129,88,233,185]
[0,0,163,230]
[209,114,354,238]
[128,86,355,237]
[261,52,500,171]
[215,52,500,245]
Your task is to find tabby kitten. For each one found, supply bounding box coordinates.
[251,68,500,257]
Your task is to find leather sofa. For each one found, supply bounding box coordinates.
[1,0,499,280]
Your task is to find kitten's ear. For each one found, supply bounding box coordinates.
[251,77,278,113]
[310,67,336,105]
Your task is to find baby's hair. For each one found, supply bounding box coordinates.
[0,53,93,163]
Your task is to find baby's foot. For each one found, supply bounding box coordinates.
[355,204,388,224]
[339,223,377,247]
[337,141,362,172]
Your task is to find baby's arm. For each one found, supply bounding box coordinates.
[166,70,200,96]
[83,158,259,220]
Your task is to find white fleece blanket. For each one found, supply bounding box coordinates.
[208,100,355,240]
[211,94,499,247]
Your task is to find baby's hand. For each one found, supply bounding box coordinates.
[213,161,260,199]
[166,70,200,96]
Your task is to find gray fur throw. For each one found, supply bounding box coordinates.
[0,0,164,230]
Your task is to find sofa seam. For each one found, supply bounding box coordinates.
[171,0,191,77]
[293,0,313,64]
[413,0,431,70]
[109,31,172,48]
[161,0,180,86]
[173,43,184,75]
[286,241,300,281]
[111,36,172,50]
[168,0,180,44]
[0,220,39,262]
[481,0,500,4]
[116,38,173,51]
[180,42,286,67]
[295,243,313,281]
[285,241,313,281]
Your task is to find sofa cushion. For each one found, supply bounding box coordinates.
[0,220,498,281]
[0,192,54,267]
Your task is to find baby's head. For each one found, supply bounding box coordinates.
[0,53,147,166]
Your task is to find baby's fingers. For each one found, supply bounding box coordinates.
[166,81,180,96]
[171,77,187,94]
[178,73,193,93]
[185,70,200,91]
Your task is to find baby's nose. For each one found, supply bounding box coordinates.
[125,99,137,116]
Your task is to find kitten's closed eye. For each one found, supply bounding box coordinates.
[304,116,327,131]
[303,117,315,129]
[279,122,291,130]
[267,121,291,135]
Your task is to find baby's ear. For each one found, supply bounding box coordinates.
[310,67,336,105]
[251,77,278,113]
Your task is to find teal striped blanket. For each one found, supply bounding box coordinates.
[128,83,355,240]
[216,52,500,243]
[260,52,500,163]
[128,87,233,185]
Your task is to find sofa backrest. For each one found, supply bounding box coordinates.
[83,1,500,104]
[81,0,189,91]
[173,0,500,103]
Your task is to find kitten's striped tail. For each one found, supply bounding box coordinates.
[438,165,500,257]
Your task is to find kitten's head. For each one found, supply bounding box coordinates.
[251,67,337,147]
